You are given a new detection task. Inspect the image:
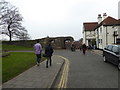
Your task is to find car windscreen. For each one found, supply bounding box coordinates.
[118,45,120,48]
[112,46,119,54]
[119,45,120,53]
[107,45,113,51]
[105,45,109,49]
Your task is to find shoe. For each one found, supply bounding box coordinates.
[37,63,39,66]
[46,66,48,68]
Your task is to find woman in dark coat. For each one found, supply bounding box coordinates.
[45,43,53,68]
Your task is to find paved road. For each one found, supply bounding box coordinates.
[54,50,119,88]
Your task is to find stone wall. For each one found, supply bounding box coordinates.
[2,36,74,49]
[41,36,74,49]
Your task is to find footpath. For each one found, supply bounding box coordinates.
[2,55,64,88]
[91,49,103,56]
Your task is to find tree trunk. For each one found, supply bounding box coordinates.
[8,25,12,42]
[9,33,12,42]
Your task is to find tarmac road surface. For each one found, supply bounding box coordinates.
[54,50,119,88]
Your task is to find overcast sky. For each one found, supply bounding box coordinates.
[5,0,119,40]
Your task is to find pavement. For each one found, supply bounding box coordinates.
[2,55,64,89]
[91,49,103,56]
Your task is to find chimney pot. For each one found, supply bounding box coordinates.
[98,14,102,24]
[98,14,101,17]
[103,13,107,16]
[103,13,107,20]
[98,14,102,18]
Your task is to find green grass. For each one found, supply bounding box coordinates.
[0,57,2,85]
[2,52,45,83]
[2,44,34,51]
[2,51,10,57]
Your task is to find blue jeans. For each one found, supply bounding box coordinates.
[36,54,41,63]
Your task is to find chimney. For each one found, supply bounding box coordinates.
[103,13,107,20]
[98,14,102,24]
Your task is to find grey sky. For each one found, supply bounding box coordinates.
[5,0,119,40]
[118,1,120,19]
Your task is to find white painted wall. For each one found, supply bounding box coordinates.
[83,30,96,46]
[98,26,103,49]
[83,27,86,44]
[95,25,119,49]
[83,31,86,44]
[118,2,120,38]
[118,26,120,38]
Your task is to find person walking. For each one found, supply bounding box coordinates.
[82,43,87,55]
[45,43,54,68]
[34,40,42,66]
[79,44,82,51]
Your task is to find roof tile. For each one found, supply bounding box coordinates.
[83,22,98,31]
[95,16,118,29]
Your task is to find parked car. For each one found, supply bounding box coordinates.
[103,45,120,70]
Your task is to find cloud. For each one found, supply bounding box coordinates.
[5,0,119,40]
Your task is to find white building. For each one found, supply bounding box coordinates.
[118,1,120,42]
[83,22,98,47]
[83,13,120,49]
[95,13,119,49]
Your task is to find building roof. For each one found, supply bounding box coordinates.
[118,19,120,25]
[83,22,98,31]
[94,16,118,30]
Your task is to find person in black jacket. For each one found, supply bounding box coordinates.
[45,43,54,68]
[82,43,87,55]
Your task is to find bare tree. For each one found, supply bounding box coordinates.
[16,27,30,40]
[0,1,30,41]
[0,1,8,17]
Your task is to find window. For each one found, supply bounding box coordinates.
[98,39,100,43]
[112,46,119,53]
[117,45,120,54]
[105,45,109,49]
[107,45,113,51]
[101,39,102,44]
[118,45,120,49]
[98,39,102,44]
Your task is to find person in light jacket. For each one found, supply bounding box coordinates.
[34,40,42,66]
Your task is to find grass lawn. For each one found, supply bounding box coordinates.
[2,52,46,83]
[0,57,2,84]
[2,44,34,51]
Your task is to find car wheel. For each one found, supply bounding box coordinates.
[103,56,107,62]
[118,62,120,70]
